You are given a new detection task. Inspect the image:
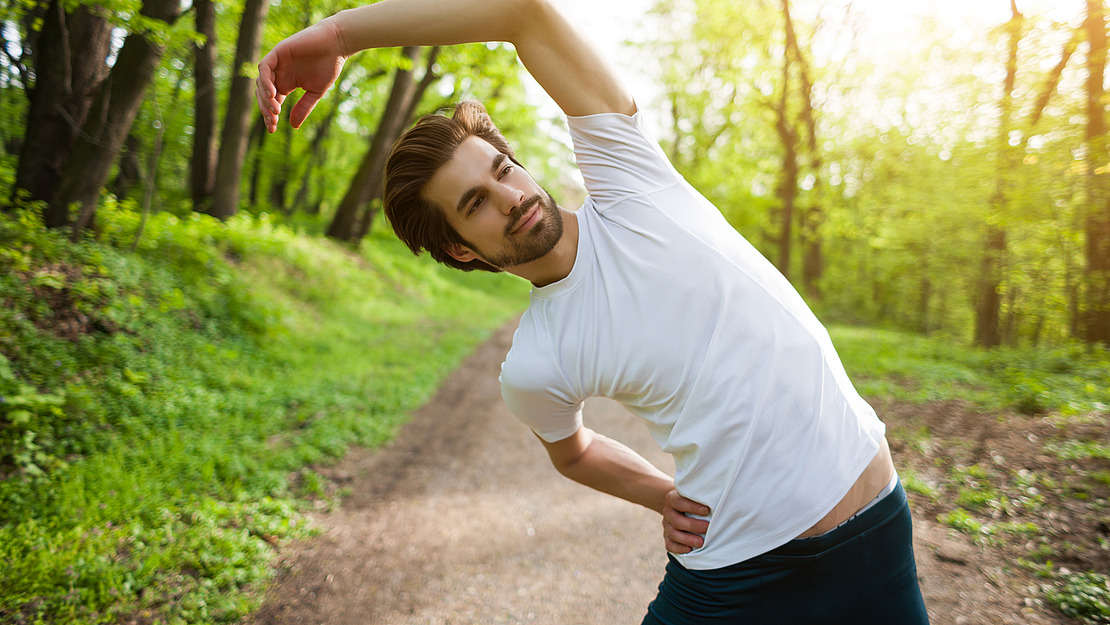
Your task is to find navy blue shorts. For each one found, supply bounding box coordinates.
[642,481,930,625]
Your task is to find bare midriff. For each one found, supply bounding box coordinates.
[795,437,896,539]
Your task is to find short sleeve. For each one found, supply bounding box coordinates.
[499,313,585,443]
[567,112,683,209]
[500,372,584,443]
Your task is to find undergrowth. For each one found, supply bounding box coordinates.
[0,203,526,624]
[830,326,1110,417]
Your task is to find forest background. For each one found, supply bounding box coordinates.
[0,0,1108,623]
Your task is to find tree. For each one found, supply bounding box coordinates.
[207,0,270,220]
[10,1,112,221]
[190,0,218,212]
[781,0,824,298]
[326,46,439,242]
[974,1,1024,348]
[288,73,363,213]
[646,0,825,287]
[770,0,823,291]
[48,0,183,234]
[1081,0,1110,344]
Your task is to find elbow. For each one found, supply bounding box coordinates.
[550,446,588,478]
[500,0,558,40]
[537,427,593,478]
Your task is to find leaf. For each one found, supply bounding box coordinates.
[0,354,14,381]
[8,410,32,425]
[31,271,66,290]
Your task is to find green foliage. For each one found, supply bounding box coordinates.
[937,506,1040,543]
[990,344,1110,416]
[830,325,1110,415]
[899,469,939,501]
[1045,571,1110,624]
[951,464,1003,510]
[0,205,526,623]
[1045,440,1110,461]
[938,507,985,534]
[639,0,1096,344]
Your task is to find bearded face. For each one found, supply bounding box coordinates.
[464,190,563,269]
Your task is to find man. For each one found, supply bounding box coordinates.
[256,1,931,623]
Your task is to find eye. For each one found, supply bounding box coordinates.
[468,195,484,215]
[498,164,514,179]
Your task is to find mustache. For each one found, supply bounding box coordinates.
[505,195,544,234]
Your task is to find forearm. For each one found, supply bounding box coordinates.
[329,0,527,55]
[328,0,632,116]
[551,428,673,514]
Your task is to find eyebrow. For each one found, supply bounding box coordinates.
[456,152,508,214]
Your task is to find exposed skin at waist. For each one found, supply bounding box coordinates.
[796,437,896,539]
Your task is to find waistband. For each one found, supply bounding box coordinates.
[764,476,908,559]
[799,472,899,540]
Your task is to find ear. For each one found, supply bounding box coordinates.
[445,242,478,263]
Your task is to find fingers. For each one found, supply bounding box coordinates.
[663,520,705,554]
[661,489,710,555]
[667,490,710,518]
[256,59,280,133]
[289,91,324,130]
[663,530,703,554]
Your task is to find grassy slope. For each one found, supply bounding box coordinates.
[0,206,527,623]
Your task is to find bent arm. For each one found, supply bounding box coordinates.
[540,427,710,553]
[258,0,633,131]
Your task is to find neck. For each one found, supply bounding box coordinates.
[509,209,578,288]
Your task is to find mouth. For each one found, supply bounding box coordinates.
[509,200,542,235]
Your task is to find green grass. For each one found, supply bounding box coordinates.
[0,204,527,623]
[829,325,1110,415]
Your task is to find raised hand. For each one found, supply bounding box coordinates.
[256,18,350,133]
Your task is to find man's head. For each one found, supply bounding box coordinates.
[384,101,561,274]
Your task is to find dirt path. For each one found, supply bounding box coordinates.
[247,320,1073,625]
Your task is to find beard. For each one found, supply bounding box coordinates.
[468,190,564,270]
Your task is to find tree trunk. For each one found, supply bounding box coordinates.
[12,1,112,223]
[190,0,218,212]
[353,47,441,241]
[268,123,294,212]
[1082,0,1110,344]
[781,0,823,298]
[292,100,341,212]
[327,46,424,242]
[247,117,267,207]
[111,134,143,199]
[772,74,798,279]
[289,67,377,213]
[207,0,269,220]
[974,2,1022,347]
[49,0,181,234]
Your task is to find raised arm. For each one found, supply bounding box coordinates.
[256,0,634,132]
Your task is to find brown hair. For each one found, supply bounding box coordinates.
[383,101,516,273]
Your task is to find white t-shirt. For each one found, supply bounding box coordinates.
[499,111,885,569]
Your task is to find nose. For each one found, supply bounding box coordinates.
[496,184,525,216]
